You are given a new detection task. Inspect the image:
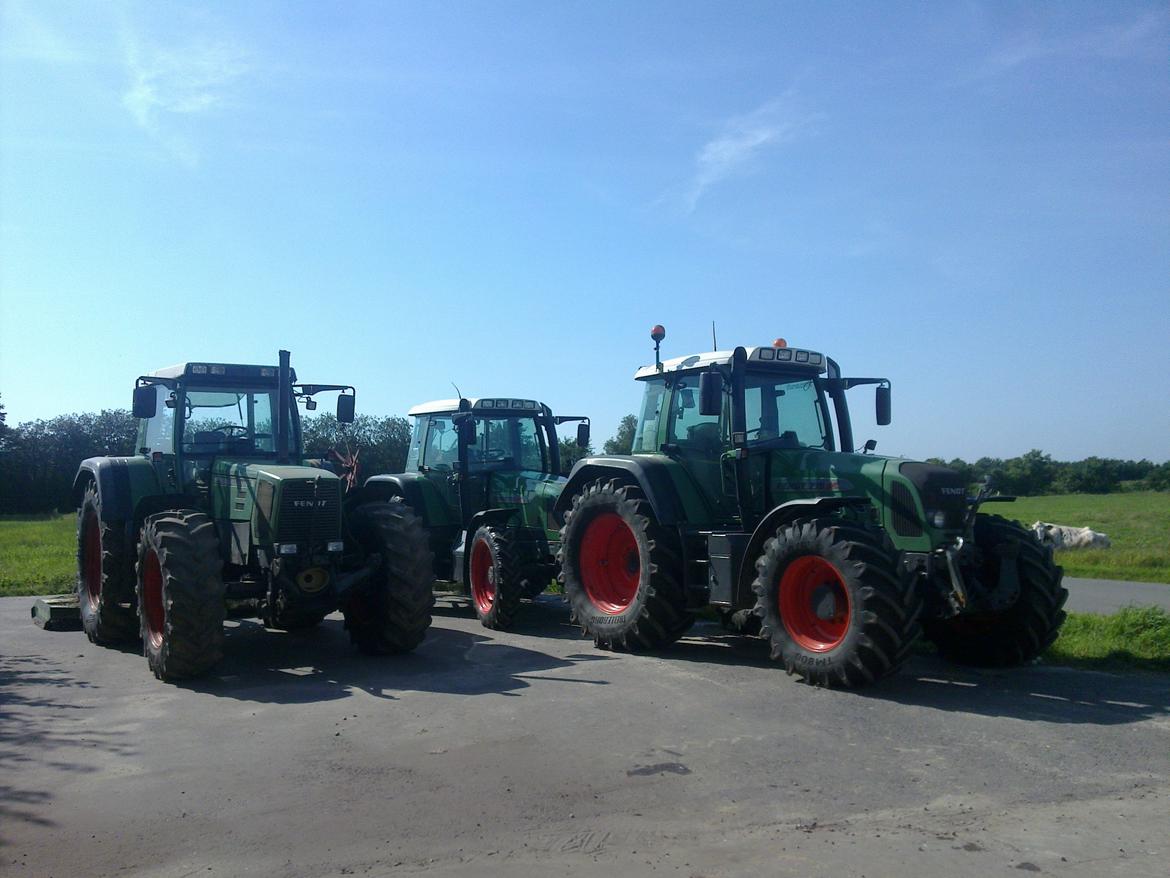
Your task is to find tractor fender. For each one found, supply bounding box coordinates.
[73,457,136,521]
[736,496,875,598]
[553,456,684,525]
[355,473,456,527]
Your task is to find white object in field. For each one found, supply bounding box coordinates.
[1031,521,1111,550]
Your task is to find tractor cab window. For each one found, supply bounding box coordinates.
[633,379,666,453]
[744,374,832,450]
[422,416,459,469]
[667,376,727,454]
[516,417,546,472]
[405,418,425,471]
[139,386,177,454]
[468,417,519,470]
[180,388,286,456]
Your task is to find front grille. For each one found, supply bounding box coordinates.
[275,478,342,545]
[890,482,923,537]
[900,462,967,531]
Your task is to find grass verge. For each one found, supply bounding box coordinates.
[1042,607,1170,673]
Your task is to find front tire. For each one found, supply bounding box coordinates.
[558,479,693,651]
[468,526,524,630]
[344,501,435,654]
[76,483,139,644]
[752,517,921,688]
[136,510,226,681]
[923,514,1067,666]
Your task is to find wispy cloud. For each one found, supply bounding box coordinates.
[970,10,1166,81]
[119,23,250,166]
[677,94,820,214]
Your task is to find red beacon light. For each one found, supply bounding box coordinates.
[651,324,666,372]
[773,338,787,348]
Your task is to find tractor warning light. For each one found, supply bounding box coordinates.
[773,338,788,348]
[651,324,666,342]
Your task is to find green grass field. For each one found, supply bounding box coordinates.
[1003,492,1169,583]
[0,514,77,597]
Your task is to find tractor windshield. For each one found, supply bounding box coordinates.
[470,416,547,472]
[180,386,296,456]
[744,372,833,451]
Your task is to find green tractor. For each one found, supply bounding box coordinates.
[363,397,589,629]
[555,326,1067,688]
[73,351,434,681]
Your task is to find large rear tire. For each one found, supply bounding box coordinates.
[344,501,435,655]
[76,483,139,645]
[558,479,693,651]
[468,526,524,630]
[136,510,226,681]
[752,517,921,688]
[923,514,1067,666]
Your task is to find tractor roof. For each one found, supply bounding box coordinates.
[408,398,549,417]
[634,346,827,380]
[148,361,297,383]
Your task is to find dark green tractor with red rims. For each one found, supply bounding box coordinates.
[555,326,1067,688]
[363,397,589,630]
[72,350,434,681]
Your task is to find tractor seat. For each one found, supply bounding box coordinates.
[189,431,227,453]
[777,430,800,449]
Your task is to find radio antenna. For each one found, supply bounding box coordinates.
[711,321,718,350]
[451,381,462,399]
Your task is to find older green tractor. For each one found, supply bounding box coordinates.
[555,326,1066,688]
[363,397,589,630]
[73,350,434,681]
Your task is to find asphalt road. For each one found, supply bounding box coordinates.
[1062,577,1170,614]
[2,593,1167,878]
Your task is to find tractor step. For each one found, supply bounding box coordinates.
[30,594,82,631]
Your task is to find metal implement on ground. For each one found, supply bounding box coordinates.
[363,397,588,630]
[71,350,434,681]
[554,326,1067,688]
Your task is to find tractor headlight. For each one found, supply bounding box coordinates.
[327,540,344,553]
[278,543,298,555]
[929,510,947,529]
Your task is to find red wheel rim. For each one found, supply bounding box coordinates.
[82,511,102,609]
[142,549,165,649]
[579,512,640,615]
[778,555,851,652]
[469,537,495,615]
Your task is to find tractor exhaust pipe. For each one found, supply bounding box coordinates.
[277,349,291,464]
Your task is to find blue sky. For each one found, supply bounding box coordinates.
[1,1,1167,463]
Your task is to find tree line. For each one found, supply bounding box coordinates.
[0,399,1165,514]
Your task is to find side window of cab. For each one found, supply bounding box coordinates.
[422,416,458,469]
[139,388,177,455]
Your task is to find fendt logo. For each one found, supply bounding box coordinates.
[939,487,966,496]
[292,499,330,508]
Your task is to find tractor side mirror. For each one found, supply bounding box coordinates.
[876,385,891,425]
[337,394,355,423]
[132,385,157,419]
[456,416,477,446]
[576,422,590,448]
[699,371,722,417]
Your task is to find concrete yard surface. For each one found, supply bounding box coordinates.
[1,594,1167,878]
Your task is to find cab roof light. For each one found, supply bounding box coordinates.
[191,364,208,374]
[776,349,793,361]
[773,338,787,348]
[795,351,809,363]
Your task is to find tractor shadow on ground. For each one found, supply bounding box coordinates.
[432,593,587,641]
[184,606,613,705]
[664,620,1170,725]
[0,653,138,846]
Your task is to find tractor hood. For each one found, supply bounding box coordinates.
[211,459,343,545]
[752,448,966,552]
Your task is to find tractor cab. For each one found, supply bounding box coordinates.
[367,397,589,629]
[630,340,891,529]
